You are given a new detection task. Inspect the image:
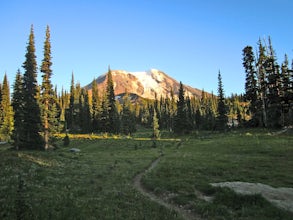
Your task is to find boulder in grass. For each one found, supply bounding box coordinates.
[69,148,80,153]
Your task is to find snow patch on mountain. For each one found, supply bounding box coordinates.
[86,68,204,100]
[131,69,165,97]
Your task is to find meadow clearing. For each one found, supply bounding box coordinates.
[0,129,292,219]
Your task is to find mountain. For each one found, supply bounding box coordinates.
[85,69,204,100]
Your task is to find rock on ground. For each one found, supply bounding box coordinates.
[211,181,293,213]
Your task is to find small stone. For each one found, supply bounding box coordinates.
[69,148,80,153]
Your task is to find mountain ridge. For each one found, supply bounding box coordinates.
[85,69,205,100]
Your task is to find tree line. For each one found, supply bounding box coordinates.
[243,37,293,128]
[0,27,292,150]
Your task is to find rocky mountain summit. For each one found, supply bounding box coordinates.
[85,69,203,100]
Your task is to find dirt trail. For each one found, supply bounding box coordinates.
[133,156,201,220]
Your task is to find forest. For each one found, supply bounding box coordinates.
[0,26,292,150]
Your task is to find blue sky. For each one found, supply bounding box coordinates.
[0,0,292,95]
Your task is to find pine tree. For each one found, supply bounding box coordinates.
[79,89,91,133]
[169,88,176,132]
[40,25,57,149]
[281,55,290,102]
[256,39,268,127]
[0,83,2,105]
[0,81,2,139]
[120,92,136,135]
[0,74,13,141]
[242,46,258,125]
[186,96,194,130]
[12,70,24,148]
[174,82,188,134]
[152,108,160,139]
[91,78,101,132]
[21,25,44,149]
[106,68,120,133]
[216,71,228,130]
[265,37,281,128]
[67,73,75,130]
[279,54,291,126]
[289,60,293,125]
[100,93,109,133]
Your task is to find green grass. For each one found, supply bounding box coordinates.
[0,139,181,220]
[142,130,293,219]
[0,129,292,219]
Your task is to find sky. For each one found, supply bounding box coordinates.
[0,0,292,95]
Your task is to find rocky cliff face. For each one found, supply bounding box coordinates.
[85,69,203,100]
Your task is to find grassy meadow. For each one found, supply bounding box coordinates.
[0,129,292,219]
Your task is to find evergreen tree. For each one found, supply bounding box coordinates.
[79,89,91,133]
[12,70,24,148]
[280,55,290,102]
[168,88,176,132]
[139,100,150,127]
[91,78,101,132]
[256,39,268,127]
[21,25,44,149]
[58,88,69,131]
[40,25,57,149]
[265,37,282,128]
[120,92,136,135]
[174,82,188,134]
[186,96,194,130]
[100,93,109,133]
[0,83,2,104]
[67,73,75,130]
[242,46,258,125]
[289,60,293,125]
[216,71,228,130]
[152,108,160,139]
[0,74,13,141]
[279,55,291,126]
[0,81,2,138]
[106,68,120,133]
[160,96,169,130]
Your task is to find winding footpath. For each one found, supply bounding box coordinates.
[133,156,201,220]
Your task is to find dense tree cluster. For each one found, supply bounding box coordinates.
[243,37,293,128]
[1,28,292,149]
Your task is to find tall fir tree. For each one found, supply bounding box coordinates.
[256,39,268,127]
[91,78,101,132]
[216,71,228,130]
[0,83,2,104]
[174,81,188,134]
[242,46,258,125]
[21,25,44,149]
[152,108,160,139]
[280,54,290,102]
[265,37,282,128]
[79,89,91,133]
[280,55,293,126]
[106,68,120,133]
[40,25,57,149]
[12,70,24,148]
[0,74,13,141]
[0,82,2,135]
[169,88,176,132]
[120,92,136,135]
[186,96,194,130]
[67,73,75,130]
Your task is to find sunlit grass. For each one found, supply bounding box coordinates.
[54,132,181,142]
[17,153,59,167]
[142,130,293,219]
[1,129,292,219]
[0,136,182,220]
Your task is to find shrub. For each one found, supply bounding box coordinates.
[63,134,70,146]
